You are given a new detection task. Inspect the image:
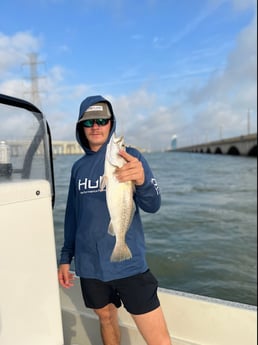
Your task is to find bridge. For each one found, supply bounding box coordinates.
[6,140,84,156]
[7,134,257,157]
[173,133,257,157]
[7,140,142,156]
[52,141,83,155]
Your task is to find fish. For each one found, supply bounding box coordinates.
[101,133,135,262]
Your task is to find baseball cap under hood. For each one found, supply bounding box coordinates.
[76,95,116,152]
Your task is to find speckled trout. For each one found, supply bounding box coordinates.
[101,133,135,262]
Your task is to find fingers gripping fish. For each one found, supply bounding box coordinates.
[101,133,135,262]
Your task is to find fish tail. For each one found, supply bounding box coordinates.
[111,243,132,262]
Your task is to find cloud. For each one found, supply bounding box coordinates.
[163,0,257,48]
[108,89,186,151]
[0,31,43,100]
[188,15,257,108]
[0,32,40,75]
[112,10,257,150]
[177,15,257,145]
[227,0,257,11]
[209,0,257,11]
[0,4,257,151]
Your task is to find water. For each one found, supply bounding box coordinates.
[53,152,257,306]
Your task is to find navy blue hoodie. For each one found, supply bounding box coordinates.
[59,95,161,281]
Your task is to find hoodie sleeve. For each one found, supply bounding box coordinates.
[128,148,161,213]
[59,171,77,265]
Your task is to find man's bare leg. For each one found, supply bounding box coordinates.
[94,304,121,345]
[132,307,172,345]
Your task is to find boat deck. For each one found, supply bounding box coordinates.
[60,277,257,345]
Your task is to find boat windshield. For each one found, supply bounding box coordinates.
[0,94,55,206]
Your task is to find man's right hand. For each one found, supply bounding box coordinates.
[58,264,75,288]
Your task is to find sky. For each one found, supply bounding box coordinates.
[0,0,257,151]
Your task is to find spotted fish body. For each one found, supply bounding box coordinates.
[102,133,135,262]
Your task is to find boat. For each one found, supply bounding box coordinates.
[0,93,257,345]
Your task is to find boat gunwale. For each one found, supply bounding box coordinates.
[158,287,257,312]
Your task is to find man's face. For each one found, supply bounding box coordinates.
[83,120,112,152]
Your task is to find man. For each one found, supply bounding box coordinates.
[58,95,172,345]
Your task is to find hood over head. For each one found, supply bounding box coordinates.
[76,95,116,153]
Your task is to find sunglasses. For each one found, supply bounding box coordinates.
[82,119,110,128]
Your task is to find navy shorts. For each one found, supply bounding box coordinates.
[80,270,160,315]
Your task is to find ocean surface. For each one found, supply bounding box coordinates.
[53,152,257,306]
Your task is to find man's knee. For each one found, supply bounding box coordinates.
[94,304,117,325]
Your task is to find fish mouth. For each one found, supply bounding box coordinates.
[113,135,124,144]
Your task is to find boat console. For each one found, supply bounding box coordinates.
[0,94,55,200]
[0,94,63,345]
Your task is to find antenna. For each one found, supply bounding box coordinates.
[23,53,44,108]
